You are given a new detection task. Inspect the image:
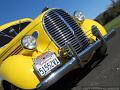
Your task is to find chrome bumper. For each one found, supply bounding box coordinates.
[37,29,116,90]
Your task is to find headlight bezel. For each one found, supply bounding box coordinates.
[21,35,37,50]
[73,10,85,22]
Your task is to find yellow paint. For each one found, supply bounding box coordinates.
[0,55,40,89]
[0,10,54,89]
[0,18,33,58]
[0,9,108,89]
[80,19,107,42]
[0,18,33,31]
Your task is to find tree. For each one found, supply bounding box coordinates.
[96,0,120,25]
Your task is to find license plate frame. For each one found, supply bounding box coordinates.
[33,51,61,78]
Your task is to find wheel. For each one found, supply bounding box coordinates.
[3,81,37,90]
[2,81,36,90]
[96,45,107,57]
[82,51,95,65]
[89,46,107,69]
[3,81,23,90]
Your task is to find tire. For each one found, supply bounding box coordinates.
[3,81,37,90]
[3,81,23,90]
[96,46,107,57]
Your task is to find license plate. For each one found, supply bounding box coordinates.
[33,51,61,78]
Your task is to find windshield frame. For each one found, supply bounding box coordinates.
[0,21,31,48]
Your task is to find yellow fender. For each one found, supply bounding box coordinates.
[0,55,40,89]
[0,19,107,90]
[80,19,107,42]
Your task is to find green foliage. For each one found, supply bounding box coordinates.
[96,0,120,25]
[105,15,120,31]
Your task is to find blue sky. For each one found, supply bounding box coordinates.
[0,0,111,25]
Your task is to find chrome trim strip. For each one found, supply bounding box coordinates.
[37,29,116,90]
[42,9,89,53]
[42,9,62,48]
[53,11,82,46]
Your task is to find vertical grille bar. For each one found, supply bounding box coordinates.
[43,9,89,53]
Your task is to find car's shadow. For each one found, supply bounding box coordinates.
[46,53,107,90]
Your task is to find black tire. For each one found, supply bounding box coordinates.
[88,46,107,69]
[3,81,23,90]
[3,81,37,90]
[96,46,107,57]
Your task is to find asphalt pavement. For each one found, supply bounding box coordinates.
[47,29,120,90]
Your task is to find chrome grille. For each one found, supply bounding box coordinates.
[43,9,89,53]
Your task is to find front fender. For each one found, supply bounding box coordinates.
[0,55,40,89]
[80,19,107,42]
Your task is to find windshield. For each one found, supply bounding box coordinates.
[0,22,31,48]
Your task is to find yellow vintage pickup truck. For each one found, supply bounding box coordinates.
[0,8,115,90]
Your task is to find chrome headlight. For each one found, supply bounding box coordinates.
[74,10,85,21]
[21,35,37,50]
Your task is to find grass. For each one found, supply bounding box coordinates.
[105,15,120,31]
[0,87,3,90]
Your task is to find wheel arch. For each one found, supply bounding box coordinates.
[80,19,107,42]
[0,55,40,89]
